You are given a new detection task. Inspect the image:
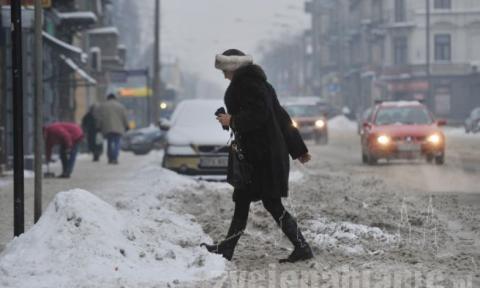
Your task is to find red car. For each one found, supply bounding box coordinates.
[361,101,446,165]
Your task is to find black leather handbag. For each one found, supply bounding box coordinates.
[227,140,253,189]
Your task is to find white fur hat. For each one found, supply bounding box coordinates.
[215,54,254,72]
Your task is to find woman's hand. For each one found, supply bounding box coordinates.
[298,153,311,164]
[216,113,231,127]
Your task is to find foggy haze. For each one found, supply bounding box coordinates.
[127,0,309,95]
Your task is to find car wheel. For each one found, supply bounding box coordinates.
[367,153,377,165]
[435,154,445,165]
[315,133,328,145]
[362,152,368,164]
[133,148,151,155]
[426,154,434,163]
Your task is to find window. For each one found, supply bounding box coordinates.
[434,0,451,9]
[372,0,383,23]
[434,34,451,61]
[395,0,406,22]
[393,36,408,65]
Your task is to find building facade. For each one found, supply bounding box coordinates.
[306,0,480,121]
[0,0,126,171]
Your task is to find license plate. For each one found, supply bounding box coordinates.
[397,143,421,152]
[200,157,228,168]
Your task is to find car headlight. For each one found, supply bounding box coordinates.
[167,145,196,155]
[377,135,391,145]
[427,134,442,145]
[315,119,326,128]
[292,120,298,128]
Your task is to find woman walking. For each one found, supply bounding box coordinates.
[201,49,314,263]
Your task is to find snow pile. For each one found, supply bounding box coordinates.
[305,218,397,255]
[0,178,10,188]
[443,127,480,138]
[0,188,225,287]
[328,115,357,131]
[3,170,35,179]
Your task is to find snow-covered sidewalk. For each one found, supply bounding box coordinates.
[0,152,226,288]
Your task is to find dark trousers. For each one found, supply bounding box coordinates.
[106,133,121,162]
[225,198,304,249]
[59,144,79,176]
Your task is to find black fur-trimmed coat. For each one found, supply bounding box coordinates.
[224,64,308,202]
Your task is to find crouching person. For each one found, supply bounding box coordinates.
[44,122,84,178]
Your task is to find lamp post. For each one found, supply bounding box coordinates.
[426,0,431,105]
[152,0,161,124]
[34,0,44,223]
[11,0,25,236]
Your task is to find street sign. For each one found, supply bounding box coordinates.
[1,0,51,7]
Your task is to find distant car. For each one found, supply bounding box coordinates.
[161,99,230,175]
[283,102,328,145]
[464,107,480,134]
[357,107,373,135]
[121,125,165,155]
[361,101,446,165]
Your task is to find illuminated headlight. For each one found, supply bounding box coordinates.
[292,120,298,128]
[160,102,168,110]
[377,135,391,145]
[427,134,442,145]
[315,119,326,128]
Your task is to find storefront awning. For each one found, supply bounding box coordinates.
[60,54,96,85]
[43,32,87,63]
[53,9,97,28]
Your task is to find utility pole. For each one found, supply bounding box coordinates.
[34,0,44,223]
[11,0,25,236]
[152,0,161,124]
[426,0,431,105]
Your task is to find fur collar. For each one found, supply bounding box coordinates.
[215,54,253,72]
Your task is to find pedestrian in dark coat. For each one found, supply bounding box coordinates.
[201,49,314,263]
[82,105,103,162]
[94,93,129,164]
[44,122,84,178]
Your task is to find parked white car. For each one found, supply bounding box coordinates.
[161,99,230,175]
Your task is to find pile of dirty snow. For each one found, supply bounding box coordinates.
[328,115,357,131]
[0,189,225,288]
[443,127,480,138]
[305,218,397,255]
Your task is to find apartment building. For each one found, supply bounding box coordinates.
[307,0,480,120]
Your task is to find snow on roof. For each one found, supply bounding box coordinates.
[280,96,327,106]
[60,54,97,85]
[87,26,119,35]
[380,101,424,107]
[42,31,83,55]
[55,11,98,22]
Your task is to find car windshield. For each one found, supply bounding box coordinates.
[374,106,433,125]
[285,105,321,117]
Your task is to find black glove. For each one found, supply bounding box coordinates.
[215,107,229,131]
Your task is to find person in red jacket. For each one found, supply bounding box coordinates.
[44,122,84,178]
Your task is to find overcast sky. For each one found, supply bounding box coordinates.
[134,0,309,92]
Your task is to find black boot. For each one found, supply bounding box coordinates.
[277,212,314,263]
[201,218,245,261]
